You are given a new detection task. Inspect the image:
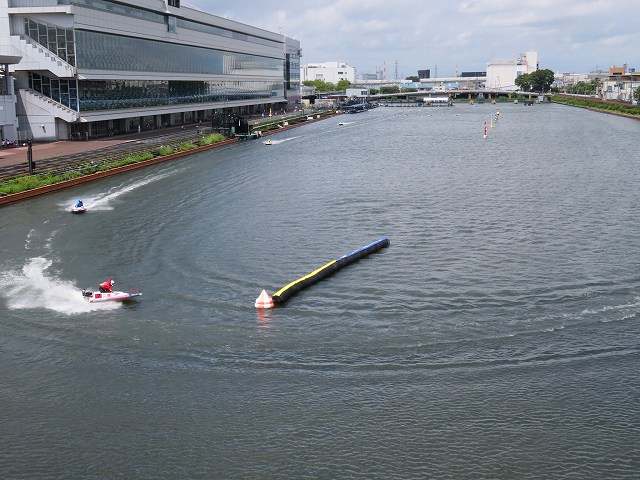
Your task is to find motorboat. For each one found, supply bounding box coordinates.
[338,121,345,125]
[264,139,272,145]
[70,205,87,214]
[82,289,142,303]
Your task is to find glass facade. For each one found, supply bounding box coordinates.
[23,17,76,66]
[27,73,284,112]
[286,53,300,91]
[77,79,284,112]
[74,30,282,77]
[15,0,293,139]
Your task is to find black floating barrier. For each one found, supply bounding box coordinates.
[271,237,390,306]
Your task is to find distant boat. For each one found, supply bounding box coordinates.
[338,121,344,125]
[264,139,272,146]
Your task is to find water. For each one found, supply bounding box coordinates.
[1,104,639,479]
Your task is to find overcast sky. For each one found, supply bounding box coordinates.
[186,0,639,78]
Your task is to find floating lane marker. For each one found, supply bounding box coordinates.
[255,237,390,308]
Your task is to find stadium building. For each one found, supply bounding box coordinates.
[0,0,301,142]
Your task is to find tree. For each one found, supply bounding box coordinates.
[303,79,336,92]
[336,79,351,91]
[516,69,554,92]
[634,86,640,104]
[515,73,532,92]
[380,85,400,94]
[529,69,555,92]
[405,76,419,82]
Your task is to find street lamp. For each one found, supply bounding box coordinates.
[26,138,35,174]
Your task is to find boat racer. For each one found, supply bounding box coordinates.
[99,279,114,293]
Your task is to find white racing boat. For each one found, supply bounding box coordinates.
[70,205,87,214]
[82,289,141,303]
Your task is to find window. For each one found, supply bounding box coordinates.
[166,15,177,32]
[168,0,180,6]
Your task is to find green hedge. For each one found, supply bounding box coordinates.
[1,135,229,196]
[551,95,640,116]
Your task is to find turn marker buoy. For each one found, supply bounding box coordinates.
[255,289,274,309]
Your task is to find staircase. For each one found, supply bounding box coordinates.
[10,36,76,79]
[18,88,79,123]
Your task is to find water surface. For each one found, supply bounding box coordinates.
[1,104,639,479]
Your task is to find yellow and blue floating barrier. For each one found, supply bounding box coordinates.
[255,237,390,308]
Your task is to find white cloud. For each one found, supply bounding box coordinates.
[189,0,639,75]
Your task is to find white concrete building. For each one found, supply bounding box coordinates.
[345,88,369,99]
[302,61,355,84]
[486,51,538,90]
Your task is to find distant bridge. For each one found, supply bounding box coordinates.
[371,90,540,102]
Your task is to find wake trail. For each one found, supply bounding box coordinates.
[59,167,183,211]
[0,257,119,314]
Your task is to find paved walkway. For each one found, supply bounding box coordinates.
[0,111,310,170]
[0,124,208,169]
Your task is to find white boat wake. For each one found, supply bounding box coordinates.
[0,257,119,314]
[59,167,182,211]
[264,136,299,145]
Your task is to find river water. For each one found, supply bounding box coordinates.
[1,103,639,479]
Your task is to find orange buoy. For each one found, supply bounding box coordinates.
[255,289,274,309]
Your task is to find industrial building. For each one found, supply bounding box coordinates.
[301,61,356,84]
[486,51,538,90]
[0,0,300,142]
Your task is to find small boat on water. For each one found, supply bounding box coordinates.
[338,121,344,125]
[70,205,86,214]
[264,139,272,145]
[70,199,86,213]
[82,289,142,303]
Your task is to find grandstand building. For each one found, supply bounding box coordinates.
[0,0,301,142]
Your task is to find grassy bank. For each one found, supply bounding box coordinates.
[0,133,226,196]
[551,95,640,117]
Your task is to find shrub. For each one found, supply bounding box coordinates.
[176,142,197,152]
[200,133,226,145]
[157,146,174,156]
